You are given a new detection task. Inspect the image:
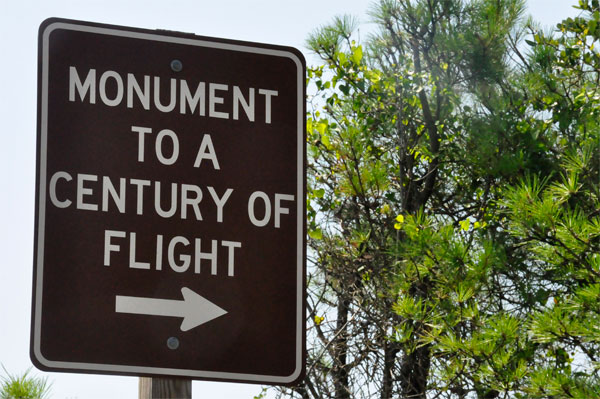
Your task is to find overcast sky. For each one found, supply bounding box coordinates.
[0,1,581,398]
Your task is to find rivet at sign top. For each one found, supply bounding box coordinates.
[170,59,183,72]
[167,336,180,350]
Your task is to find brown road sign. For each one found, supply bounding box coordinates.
[32,18,305,385]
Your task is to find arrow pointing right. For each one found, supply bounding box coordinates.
[115,287,227,331]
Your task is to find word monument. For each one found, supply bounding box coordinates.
[32,18,305,385]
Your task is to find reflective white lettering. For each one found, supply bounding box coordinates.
[155,129,179,165]
[104,230,126,266]
[99,71,124,107]
[69,67,96,103]
[209,83,229,119]
[193,134,220,170]
[76,174,98,211]
[127,74,150,109]
[233,86,254,122]
[49,171,72,208]
[168,236,191,272]
[258,89,278,124]
[248,191,271,227]
[154,76,177,112]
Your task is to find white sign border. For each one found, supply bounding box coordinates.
[33,19,305,384]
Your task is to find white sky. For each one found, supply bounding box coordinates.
[0,1,580,398]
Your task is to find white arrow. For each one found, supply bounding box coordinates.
[115,287,227,331]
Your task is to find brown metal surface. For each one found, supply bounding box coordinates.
[32,18,305,385]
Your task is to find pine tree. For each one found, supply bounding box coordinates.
[272,1,599,398]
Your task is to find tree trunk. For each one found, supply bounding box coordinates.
[333,297,350,399]
[381,339,400,399]
[399,344,431,399]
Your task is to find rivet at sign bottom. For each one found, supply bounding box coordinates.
[167,337,180,350]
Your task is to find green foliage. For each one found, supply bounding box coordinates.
[501,144,600,398]
[279,1,600,399]
[0,368,50,399]
[254,387,268,399]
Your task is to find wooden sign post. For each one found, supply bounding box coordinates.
[139,377,191,399]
